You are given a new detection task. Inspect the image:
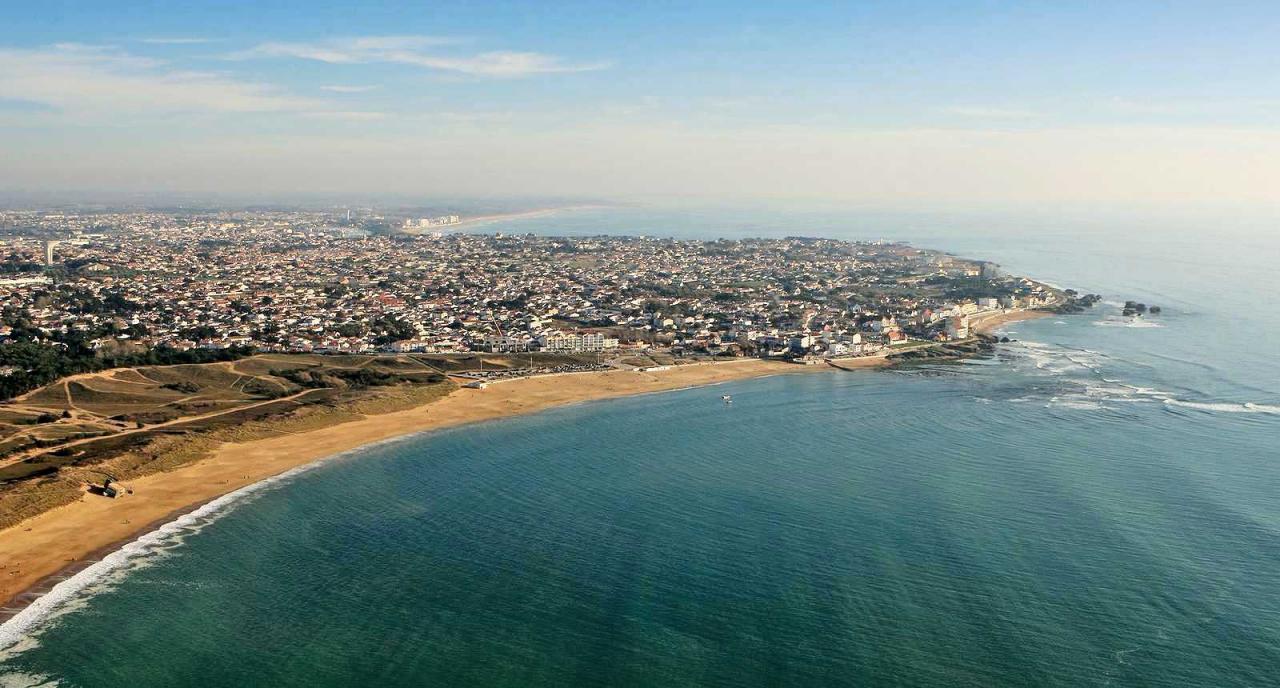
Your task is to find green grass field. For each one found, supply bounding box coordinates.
[0,354,457,477]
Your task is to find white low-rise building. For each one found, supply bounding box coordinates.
[483,334,532,352]
[538,332,619,352]
[945,315,970,340]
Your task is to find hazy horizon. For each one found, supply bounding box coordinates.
[4,1,1280,212]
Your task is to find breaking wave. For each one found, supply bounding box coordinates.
[1009,341,1107,375]
[1000,340,1276,416]
[1094,317,1164,328]
[0,425,440,659]
[1164,400,1280,415]
[0,462,326,655]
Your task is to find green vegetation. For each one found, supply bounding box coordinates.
[270,365,429,390]
[0,354,456,526]
[0,340,255,401]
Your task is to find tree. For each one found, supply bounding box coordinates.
[334,322,365,338]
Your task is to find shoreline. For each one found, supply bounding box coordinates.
[401,205,602,233]
[968,308,1050,335]
[0,357,862,623]
[457,205,596,226]
[0,311,1054,625]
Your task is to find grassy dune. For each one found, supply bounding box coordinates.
[0,354,456,529]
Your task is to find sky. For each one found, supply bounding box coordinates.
[3,0,1280,209]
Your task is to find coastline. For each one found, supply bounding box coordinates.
[456,206,593,227]
[968,308,1050,335]
[0,357,861,621]
[0,310,1053,624]
[401,205,602,233]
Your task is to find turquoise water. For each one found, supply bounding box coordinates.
[2,207,1278,686]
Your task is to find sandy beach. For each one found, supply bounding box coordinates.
[401,205,602,233]
[969,309,1050,335]
[1,357,872,615]
[456,206,589,227]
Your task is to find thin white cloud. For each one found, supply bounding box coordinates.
[49,42,159,67]
[0,43,322,114]
[344,36,465,51]
[320,85,379,93]
[301,111,385,121]
[399,51,609,77]
[434,110,514,123]
[231,36,609,77]
[237,42,363,64]
[231,36,460,64]
[140,37,216,45]
[943,106,1041,119]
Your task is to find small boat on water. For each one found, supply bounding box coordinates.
[721,394,732,402]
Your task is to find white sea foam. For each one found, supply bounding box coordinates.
[1049,380,1154,408]
[1000,322,1269,419]
[1002,340,1200,412]
[1046,396,1105,411]
[1094,317,1164,328]
[0,427,442,657]
[1044,384,1277,417]
[1122,384,1174,399]
[1093,381,1171,400]
[0,459,331,654]
[1164,399,1280,415]
[1009,341,1108,376]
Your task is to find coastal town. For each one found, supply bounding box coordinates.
[0,4,1265,681]
[0,207,1084,629]
[0,208,1067,378]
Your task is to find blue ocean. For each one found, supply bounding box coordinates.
[1,206,1277,687]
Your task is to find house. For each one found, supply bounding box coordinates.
[945,315,970,340]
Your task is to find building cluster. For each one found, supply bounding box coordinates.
[0,210,1060,359]
[403,215,461,230]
